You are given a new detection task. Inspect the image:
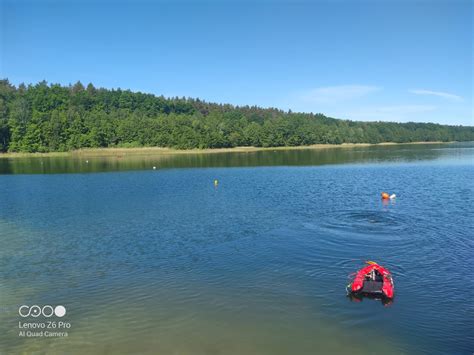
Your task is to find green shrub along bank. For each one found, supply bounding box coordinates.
[0,79,472,152]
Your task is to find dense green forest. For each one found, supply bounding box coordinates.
[0,79,472,152]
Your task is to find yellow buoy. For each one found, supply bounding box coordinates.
[214,179,218,186]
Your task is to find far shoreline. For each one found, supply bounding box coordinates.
[0,141,456,159]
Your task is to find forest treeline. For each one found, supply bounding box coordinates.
[0,79,472,152]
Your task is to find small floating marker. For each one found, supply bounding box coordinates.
[214,179,219,186]
[153,166,157,170]
[85,160,89,164]
[381,192,397,200]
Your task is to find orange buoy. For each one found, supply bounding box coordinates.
[381,192,390,200]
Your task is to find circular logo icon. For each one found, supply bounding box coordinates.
[30,305,41,317]
[54,305,66,317]
[42,305,54,317]
[18,305,67,317]
[18,305,29,317]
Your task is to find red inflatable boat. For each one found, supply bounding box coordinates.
[347,261,394,299]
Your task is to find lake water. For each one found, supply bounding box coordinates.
[0,143,473,354]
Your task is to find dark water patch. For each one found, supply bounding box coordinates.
[1,142,473,174]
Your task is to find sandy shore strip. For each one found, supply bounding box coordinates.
[0,141,453,159]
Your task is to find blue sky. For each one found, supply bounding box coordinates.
[1,0,472,125]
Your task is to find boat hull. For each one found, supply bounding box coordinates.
[349,264,394,299]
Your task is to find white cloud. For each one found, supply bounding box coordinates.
[409,89,463,102]
[299,85,380,104]
[371,105,437,114]
[340,105,437,122]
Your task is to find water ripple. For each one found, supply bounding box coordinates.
[312,209,413,240]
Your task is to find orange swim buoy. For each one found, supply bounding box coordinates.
[381,192,390,200]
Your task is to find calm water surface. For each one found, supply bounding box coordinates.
[0,143,473,354]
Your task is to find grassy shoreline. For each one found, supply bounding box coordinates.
[0,141,453,159]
